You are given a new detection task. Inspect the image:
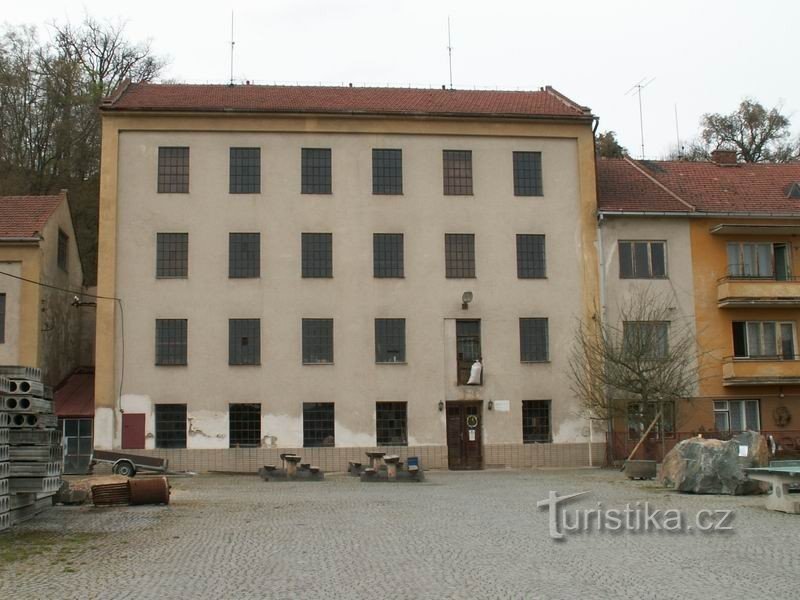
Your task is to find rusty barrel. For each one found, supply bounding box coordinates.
[128,476,170,505]
[91,482,131,506]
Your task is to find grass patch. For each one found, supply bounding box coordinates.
[0,532,100,566]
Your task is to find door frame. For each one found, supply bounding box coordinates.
[445,400,484,470]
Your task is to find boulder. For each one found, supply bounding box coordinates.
[660,431,769,495]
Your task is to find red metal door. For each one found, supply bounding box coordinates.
[121,413,146,449]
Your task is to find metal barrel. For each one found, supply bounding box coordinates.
[91,482,132,506]
[128,477,170,505]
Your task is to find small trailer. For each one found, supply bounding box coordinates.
[91,450,169,477]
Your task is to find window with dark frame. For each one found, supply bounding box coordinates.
[229,319,261,365]
[376,402,408,446]
[520,318,549,362]
[0,293,5,343]
[522,400,551,443]
[57,229,69,272]
[229,233,260,278]
[155,404,187,448]
[155,319,188,366]
[516,234,546,278]
[303,402,335,447]
[157,147,190,193]
[229,403,261,448]
[375,318,406,363]
[443,150,473,195]
[622,321,669,359]
[456,320,481,385]
[372,149,403,194]
[302,233,333,278]
[301,148,332,194]
[513,151,543,196]
[156,233,188,278]
[302,318,334,364]
[229,147,261,194]
[373,233,404,278]
[618,241,667,279]
[445,234,475,278]
[713,399,760,432]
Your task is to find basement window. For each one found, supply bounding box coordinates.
[376,402,407,446]
[522,400,552,443]
[155,404,187,449]
[229,403,261,448]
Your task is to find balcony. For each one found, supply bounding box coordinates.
[722,356,800,386]
[717,276,800,308]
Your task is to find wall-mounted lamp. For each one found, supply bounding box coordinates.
[488,400,494,411]
[438,401,444,412]
[461,291,473,310]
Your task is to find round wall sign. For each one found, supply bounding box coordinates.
[466,415,478,428]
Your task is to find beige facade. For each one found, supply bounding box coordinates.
[0,195,86,385]
[95,101,601,468]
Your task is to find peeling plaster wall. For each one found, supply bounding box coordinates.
[100,122,598,451]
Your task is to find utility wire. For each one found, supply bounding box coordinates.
[0,269,126,401]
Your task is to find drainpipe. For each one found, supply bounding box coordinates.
[596,212,613,464]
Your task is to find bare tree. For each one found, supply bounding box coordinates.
[568,289,702,460]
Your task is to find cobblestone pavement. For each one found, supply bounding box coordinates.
[1,469,797,599]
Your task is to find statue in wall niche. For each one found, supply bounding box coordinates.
[773,406,792,428]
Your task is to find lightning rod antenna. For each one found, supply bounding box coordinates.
[447,17,453,89]
[674,103,681,158]
[626,77,655,158]
[229,11,235,86]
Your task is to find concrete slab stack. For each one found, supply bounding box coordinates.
[0,366,62,529]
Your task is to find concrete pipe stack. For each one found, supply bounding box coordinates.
[0,377,9,532]
[0,366,62,529]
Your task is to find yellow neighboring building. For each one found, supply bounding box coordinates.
[598,152,800,459]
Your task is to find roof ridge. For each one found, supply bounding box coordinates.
[623,157,697,211]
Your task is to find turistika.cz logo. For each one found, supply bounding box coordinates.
[537,491,734,540]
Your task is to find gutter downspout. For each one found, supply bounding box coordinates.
[596,212,612,465]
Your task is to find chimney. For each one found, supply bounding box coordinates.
[711,149,738,165]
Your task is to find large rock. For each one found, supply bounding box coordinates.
[660,431,769,495]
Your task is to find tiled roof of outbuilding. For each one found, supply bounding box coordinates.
[0,195,63,239]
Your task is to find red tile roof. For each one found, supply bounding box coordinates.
[598,158,800,216]
[55,371,95,417]
[0,195,63,239]
[102,82,592,119]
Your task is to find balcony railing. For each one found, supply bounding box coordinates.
[722,355,800,386]
[717,275,800,307]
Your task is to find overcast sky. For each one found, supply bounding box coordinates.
[5,0,799,158]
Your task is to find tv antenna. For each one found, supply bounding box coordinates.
[674,103,681,158]
[626,77,655,158]
[229,11,235,86]
[447,17,453,89]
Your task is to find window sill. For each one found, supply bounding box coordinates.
[514,194,545,198]
[374,275,405,279]
[521,360,551,364]
[301,276,334,279]
[303,361,334,365]
[229,363,262,367]
[156,276,188,280]
[376,361,408,365]
[523,439,552,444]
[154,363,188,367]
[373,192,404,196]
[228,276,261,280]
[619,276,669,280]
[518,276,548,280]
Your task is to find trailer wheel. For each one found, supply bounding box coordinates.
[113,460,136,477]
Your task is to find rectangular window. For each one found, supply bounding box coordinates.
[373,233,404,278]
[155,319,188,366]
[157,147,190,193]
[445,233,475,278]
[229,403,261,448]
[0,293,5,343]
[57,229,69,272]
[520,318,549,362]
[156,233,188,278]
[302,318,334,364]
[713,400,760,432]
[372,149,403,195]
[303,402,334,447]
[627,401,675,440]
[732,321,796,359]
[155,404,186,448]
[618,241,667,279]
[443,150,473,195]
[229,147,261,194]
[456,320,481,385]
[516,234,546,278]
[513,151,543,196]
[375,318,406,363]
[522,400,551,442]
[301,148,332,194]
[229,319,261,365]
[622,321,669,359]
[727,242,792,279]
[229,233,260,278]
[302,233,333,278]
[376,402,408,446]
